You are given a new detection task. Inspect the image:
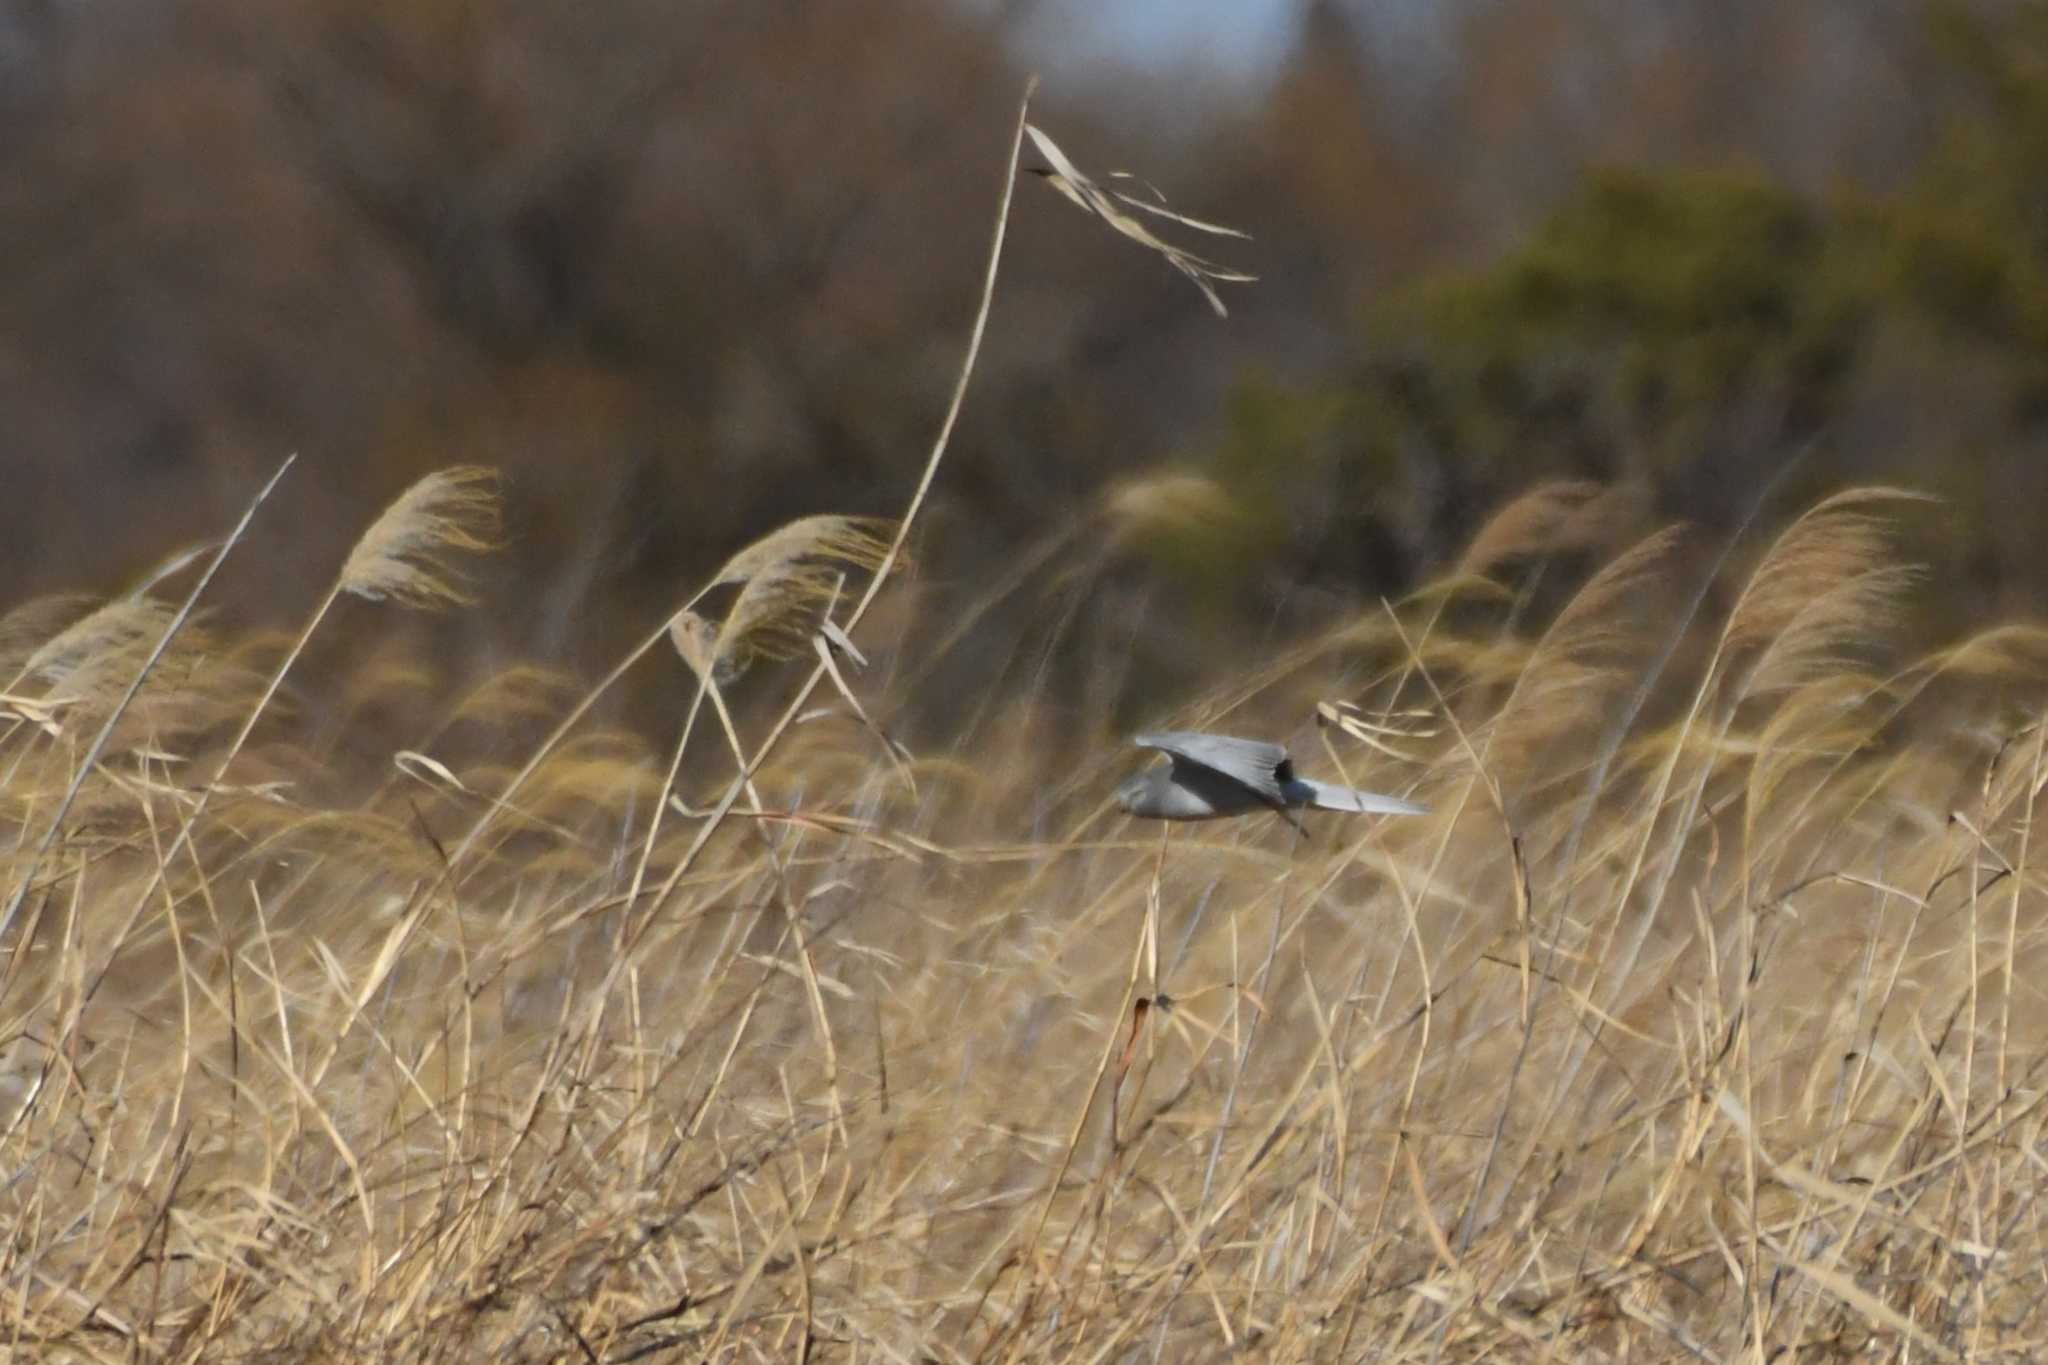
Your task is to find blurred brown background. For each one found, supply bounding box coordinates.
[6,0,2047,734]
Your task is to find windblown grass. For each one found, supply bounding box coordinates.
[6,84,2046,1365]
[1,471,2045,1363]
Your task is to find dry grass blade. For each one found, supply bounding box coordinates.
[1103,174,1253,239]
[1026,123,1254,316]
[816,617,869,669]
[0,693,65,738]
[1317,699,1439,740]
[1316,699,1437,764]
[810,629,916,793]
[338,465,502,607]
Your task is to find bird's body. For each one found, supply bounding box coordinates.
[1115,730,1427,824]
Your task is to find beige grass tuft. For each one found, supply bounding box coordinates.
[1100,471,1249,553]
[1455,477,1610,578]
[338,465,503,607]
[5,479,2048,1361]
[17,596,181,694]
[0,594,99,680]
[701,513,894,674]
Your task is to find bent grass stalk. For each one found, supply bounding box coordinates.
[0,454,296,983]
[70,466,500,1020]
[591,78,1038,968]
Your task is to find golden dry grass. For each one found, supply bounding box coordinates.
[2,469,2047,1363]
[7,87,2048,1365]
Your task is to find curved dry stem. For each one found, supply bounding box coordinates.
[0,455,297,982]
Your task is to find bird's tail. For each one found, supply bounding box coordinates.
[1294,778,1428,816]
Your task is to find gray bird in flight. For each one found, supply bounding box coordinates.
[1115,731,1428,828]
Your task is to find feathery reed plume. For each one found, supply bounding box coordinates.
[15,597,179,695]
[1025,124,1254,316]
[2,598,206,813]
[703,515,894,676]
[1722,487,1932,704]
[658,515,894,826]
[1919,623,2048,684]
[647,518,892,890]
[210,464,503,794]
[1518,524,1687,671]
[1721,488,1929,656]
[338,466,502,606]
[1102,471,1243,545]
[1471,524,1689,804]
[1744,669,1890,838]
[1742,562,1920,702]
[0,595,98,682]
[445,515,898,893]
[449,663,579,725]
[1514,526,1686,686]
[0,454,296,969]
[75,466,504,1021]
[1455,480,1607,579]
[211,464,505,786]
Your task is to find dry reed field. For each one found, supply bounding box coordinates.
[7,90,2048,1364]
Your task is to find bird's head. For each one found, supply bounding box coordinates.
[1113,769,1154,815]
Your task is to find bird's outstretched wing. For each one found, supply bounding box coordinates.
[1134,731,1291,808]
